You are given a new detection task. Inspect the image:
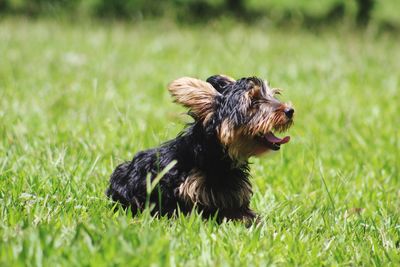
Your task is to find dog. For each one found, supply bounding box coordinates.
[106,75,294,224]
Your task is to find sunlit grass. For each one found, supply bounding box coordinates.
[0,18,399,266]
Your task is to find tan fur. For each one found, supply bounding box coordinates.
[170,76,293,160]
[218,93,293,159]
[217,119,235,145]
[226,135,262,160]
[178,169,252,209]
[168,77,220,121]
[217,122,259,160]
[245,110,292,138]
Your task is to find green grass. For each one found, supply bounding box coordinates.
[1,18,400,266]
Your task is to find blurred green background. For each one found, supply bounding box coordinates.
[1,0,399,28]
[1,0,400,266]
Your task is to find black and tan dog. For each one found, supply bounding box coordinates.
[106,75,294,224]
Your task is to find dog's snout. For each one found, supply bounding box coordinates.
[284,108,294,119]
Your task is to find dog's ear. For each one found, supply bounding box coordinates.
[168,77,220,120]
[206,74,235,94]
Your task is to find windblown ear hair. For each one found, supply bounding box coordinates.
[168,77,220,120]
[206,74,235,94]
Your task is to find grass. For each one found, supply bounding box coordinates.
[0,18,399,266]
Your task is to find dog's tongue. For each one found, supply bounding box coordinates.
[265,132,290,144]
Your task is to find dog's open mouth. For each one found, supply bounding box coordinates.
[256,132,290,151]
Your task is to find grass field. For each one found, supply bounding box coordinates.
[1,18,399,266]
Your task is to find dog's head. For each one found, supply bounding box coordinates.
[168,75,294,160]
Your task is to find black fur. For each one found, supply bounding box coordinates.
[106,75,292,223]
[107,122,254,220]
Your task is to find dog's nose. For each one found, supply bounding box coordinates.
[284,108,294,119]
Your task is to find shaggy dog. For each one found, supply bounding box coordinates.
[106,75,294,224]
